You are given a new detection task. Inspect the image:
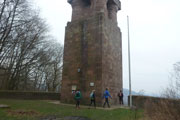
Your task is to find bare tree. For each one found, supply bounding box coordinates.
[144,62,180,120]
[0,0,46,90]
[0,0,64,92]
[164,62,180,99]
[45,41,63,92]
[31,41,63,92]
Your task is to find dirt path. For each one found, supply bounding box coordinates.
[46,100,130,110]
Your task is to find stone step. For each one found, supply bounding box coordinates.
[0,104,10,108]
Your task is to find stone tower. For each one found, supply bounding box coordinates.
[61,0,122,105]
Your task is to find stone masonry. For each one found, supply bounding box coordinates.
[61,0,122,106]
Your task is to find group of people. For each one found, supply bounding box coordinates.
[73,88,124,109]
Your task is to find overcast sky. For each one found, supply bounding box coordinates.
[33,0,180,95]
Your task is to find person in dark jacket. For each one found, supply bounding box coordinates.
[117,90,124,105]
[74,89,82,109]
[103,88,112,108]
[89,90,96,108]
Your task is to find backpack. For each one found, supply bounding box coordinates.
[90,92,93,98]
[76,92,80,97]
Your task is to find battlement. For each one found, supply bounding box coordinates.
[68,0,121,23]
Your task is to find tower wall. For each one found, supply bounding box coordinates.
[61,0,122,106]
[102,17,122,104]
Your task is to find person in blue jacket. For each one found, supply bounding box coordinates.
[103,88,112,108]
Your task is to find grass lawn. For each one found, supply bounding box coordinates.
[0,99,143,120]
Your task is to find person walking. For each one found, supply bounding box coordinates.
[74,89,82,109]
[89,90,96,109]
[117,90,124,105]
[103,88,112,108]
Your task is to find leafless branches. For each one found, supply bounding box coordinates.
[0,0,64,92]
[144,62,180,120]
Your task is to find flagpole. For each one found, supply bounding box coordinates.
[127,15,132,107]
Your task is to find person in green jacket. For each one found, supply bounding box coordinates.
[74,89,82,109]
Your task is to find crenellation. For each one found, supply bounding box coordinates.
[110,0,121,10]
[70,0,91,21]
[107,1,119,24]
[68,0,121,22]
